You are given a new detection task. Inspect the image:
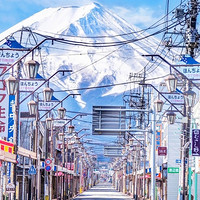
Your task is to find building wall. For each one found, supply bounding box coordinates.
[164,122,181,199]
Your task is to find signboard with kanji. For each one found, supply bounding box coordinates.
[176,65,200,79]
[0,66,9,138]
[162,93,184,104]
[38,101,58,111]
[6,183,15,193]
[0,140,14,153]
[168,167,179,173]
[19,80,44,92]
[158,147,167,156]
[156,124,162,150]
[192,129,200,156]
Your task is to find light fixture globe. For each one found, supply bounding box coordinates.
[68,125,75,134]
[46,117,53,129]
[58,132,64,141]
[183,89,196,107]
[28,100,37,115]
[154,99,164,112]
[57,107,66,119]
[165,74,177,92]
[25,60,40,79]
[43,87,54,102]
[5,75,18,95]
[166,111,176,124]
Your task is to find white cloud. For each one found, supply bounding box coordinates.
[112,6,162,28]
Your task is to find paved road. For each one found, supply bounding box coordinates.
[73,182,132,200]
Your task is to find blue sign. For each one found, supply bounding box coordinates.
[176,159,181,164]
[45,165,52,172]
[28,165,36,175]
[7,95,15,183]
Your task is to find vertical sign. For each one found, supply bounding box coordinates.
[192,129,200,156]
[0,66,8,138]
[156,124,162,150]
[7,95,15,183]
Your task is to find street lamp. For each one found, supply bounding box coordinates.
[183,89,196,107]
[46,118,53,129]
[28,100,37,115]
[154,99,164,113]
[25,60,40,79]
[165,74,177,92]
[166,111,176,124]
[5,75,18,95]
[58,107,66,119]
[68,125,75,134]
[43,87,54,102]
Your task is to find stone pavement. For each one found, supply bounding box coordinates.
[73,182,132,200]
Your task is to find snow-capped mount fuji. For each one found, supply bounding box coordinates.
[0,2,182,158]
[0,2,176,102]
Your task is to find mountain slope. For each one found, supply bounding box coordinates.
[0,3,179,157]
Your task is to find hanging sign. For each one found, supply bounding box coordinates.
[161,93,184,104]
[192,129,200,156]
[19,80,44,92]
[176,65,200,79]
[38,101,58,111]
[158,147,167,156]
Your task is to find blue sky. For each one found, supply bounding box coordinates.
[0,0,177,33]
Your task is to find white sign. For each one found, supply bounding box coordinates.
[162,93,184,104]
[53,120,66,127]
[195,157,200,173]
[6,183,15,193]
[0,50,24,65]
[176,66,200,79]
[19,80,44,92]
[38,101,58,111]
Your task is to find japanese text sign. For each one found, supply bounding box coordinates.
[192,129,200,156]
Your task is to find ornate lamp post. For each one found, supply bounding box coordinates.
[154,99,164,113]
[5,76,19,95]
[166,111,176,124]
[164,74,178,92]
[43,87,54,102]
[68,125,75,134]
[58,107,66,119]
[25,60,40,79]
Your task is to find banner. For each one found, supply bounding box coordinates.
[192,129,200,156]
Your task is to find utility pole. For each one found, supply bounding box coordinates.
[185,0,199,57]
[182,1,198,199]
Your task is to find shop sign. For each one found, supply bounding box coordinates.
[53,120,66,127]
[162,93,184,104]
[168,167,179,173]
[38,101,58,111]
[19,80,44,92]
[156,124,162,150]
[0,66,9,138]
[6,183,15,193]
[158,147,167,156]
[192,129,200,156]
[176,65,200,79]
[0,50,23,65]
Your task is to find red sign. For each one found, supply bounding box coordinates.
[67,163,74,170]
[158,147,167,156]
[45,158,52,165]
[0,139,14,153]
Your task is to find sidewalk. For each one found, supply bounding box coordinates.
[73,182,132,200]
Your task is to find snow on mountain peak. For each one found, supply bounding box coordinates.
[0,3,176,109]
